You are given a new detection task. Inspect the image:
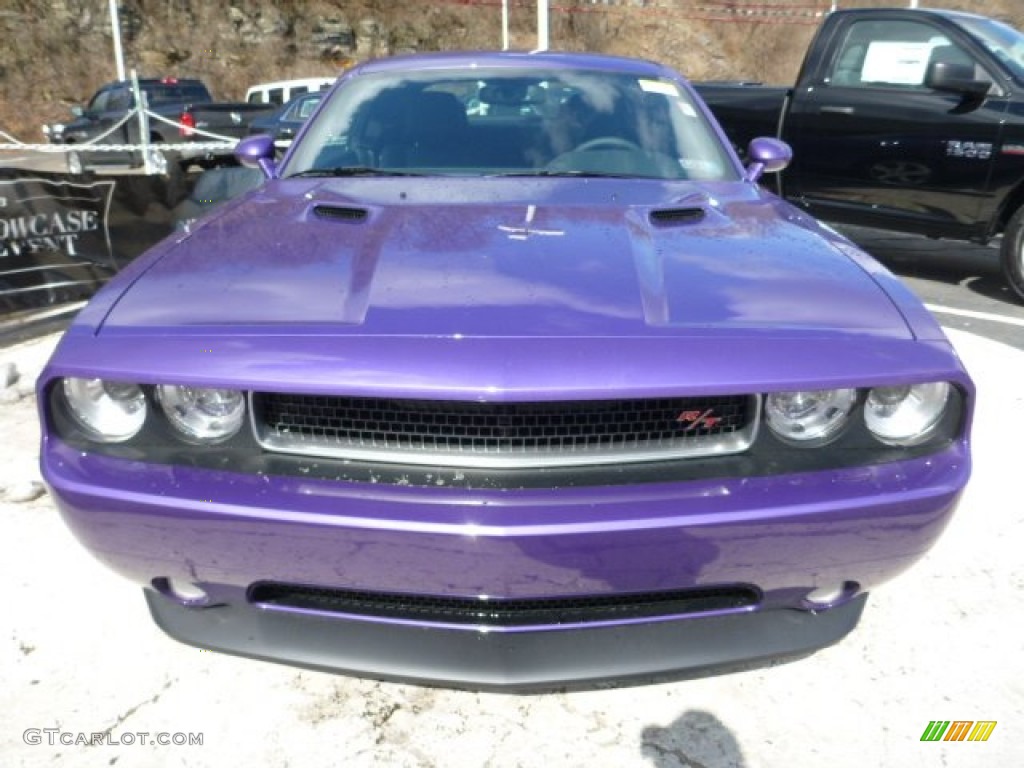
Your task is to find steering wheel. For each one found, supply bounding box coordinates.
[572,136,641,153]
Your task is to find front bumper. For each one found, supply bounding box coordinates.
[146,586,867,690]
[44,436,967,687]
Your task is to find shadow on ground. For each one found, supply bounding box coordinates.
[837,225,1017,305]
[642,709,747,768]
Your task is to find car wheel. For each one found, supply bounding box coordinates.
[1001,207,1024,303]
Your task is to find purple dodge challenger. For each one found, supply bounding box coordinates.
[38,52,973,689]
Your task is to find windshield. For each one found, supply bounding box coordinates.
[283,66,737,181]
[957,15,1024,81]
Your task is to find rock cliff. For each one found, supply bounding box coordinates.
[2,0,1021,144]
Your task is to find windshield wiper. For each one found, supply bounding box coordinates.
[488,170,652,179]
[289,167,653,180]
[287,167,424,178]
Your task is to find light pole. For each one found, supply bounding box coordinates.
[537,0,549,51]
[502,0,509,50]
[109,0,126,81]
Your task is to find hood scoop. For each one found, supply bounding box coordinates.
[649,207,706,226]
[312,204,369,223]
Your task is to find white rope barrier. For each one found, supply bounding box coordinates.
[0,141,239,153]
[1,105,238,157]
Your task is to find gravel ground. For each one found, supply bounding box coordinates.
[1,328,1021,768]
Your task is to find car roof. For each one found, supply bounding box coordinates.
[831,7,994,24]
[352,50,675,79]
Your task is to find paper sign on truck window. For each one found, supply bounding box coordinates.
[861,41,933,86]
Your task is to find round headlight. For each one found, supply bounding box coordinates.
[156,385,245,443]
[62,377,147,442]
[765,388,856,444]
[865,382,950,446]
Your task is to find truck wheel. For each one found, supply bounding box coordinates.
[1002,208,1024,302]
[160,150,189,208]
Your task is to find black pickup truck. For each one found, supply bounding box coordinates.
[695,8,1024,301]
[44,78,275,175]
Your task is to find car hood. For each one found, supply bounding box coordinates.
[101,177,911,339]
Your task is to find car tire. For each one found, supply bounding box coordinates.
[1001,207,1024,303]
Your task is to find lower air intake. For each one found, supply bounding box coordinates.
[248,583,762,627]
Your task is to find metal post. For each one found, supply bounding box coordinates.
[537,0,549,52]
[109,0,126,82]
[502,0,509,50]
[132,70,156,174]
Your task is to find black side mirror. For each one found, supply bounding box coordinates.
[925,60,991,99]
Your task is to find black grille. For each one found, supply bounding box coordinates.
[252,393,755,466]
[248,582,761,626]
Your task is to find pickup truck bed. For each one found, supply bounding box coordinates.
[46,78,275,175]
[176,102,277,164]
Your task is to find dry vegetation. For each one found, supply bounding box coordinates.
[2,0,1023,142]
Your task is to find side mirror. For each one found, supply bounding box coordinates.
[70,106,84,118]
[925,60,991,99]
[744,137,792,182]
[235,134,277,179]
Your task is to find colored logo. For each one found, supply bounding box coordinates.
[676,408,722,432]
[920,721,997,742]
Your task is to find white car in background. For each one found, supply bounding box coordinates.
[245,77,335,106]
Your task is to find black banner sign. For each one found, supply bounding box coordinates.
[0,168,205,322]
[1,173,117,313]
[0,166,265,332]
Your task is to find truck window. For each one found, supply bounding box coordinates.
[88,90,111,112]
[268,88,284,105]
[180,84,212,103]
[146,87,178,106]
[107,88,132,111]
[956,15,1024,82]
[828,20,983,89]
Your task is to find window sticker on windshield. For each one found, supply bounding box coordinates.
[638,79,679,97]
[679,158,720,174]
[676,102,697,118]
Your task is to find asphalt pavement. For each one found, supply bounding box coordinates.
[839,224,1024,350]
[1,326,1021,768]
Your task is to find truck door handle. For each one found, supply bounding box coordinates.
[820,106,856,115]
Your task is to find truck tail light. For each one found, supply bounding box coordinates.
[179,112,196,138]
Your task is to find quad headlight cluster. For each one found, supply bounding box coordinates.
[765,382,951,447]
[56,377,955,453]
[60,377,246,444]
